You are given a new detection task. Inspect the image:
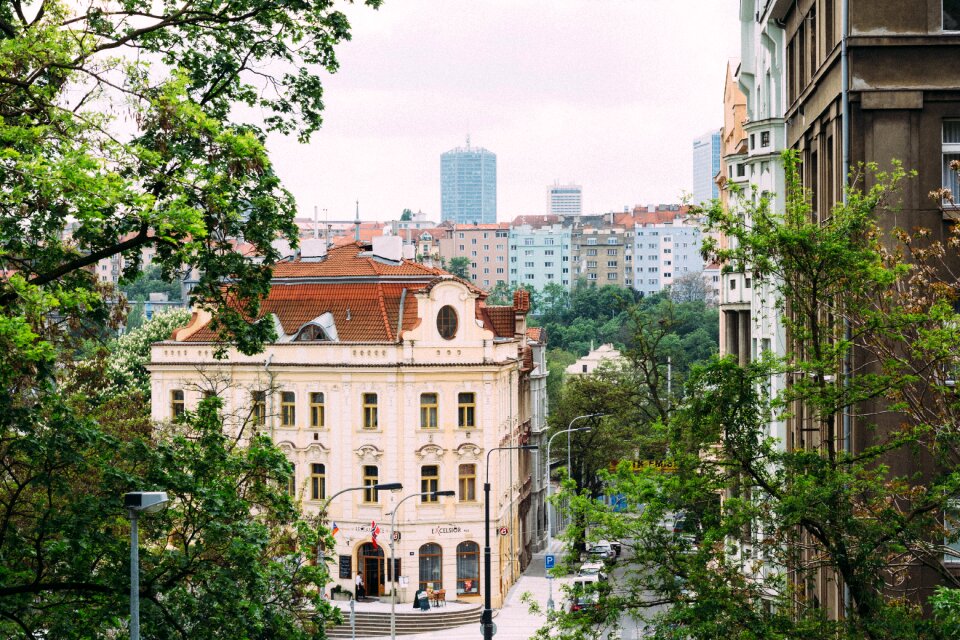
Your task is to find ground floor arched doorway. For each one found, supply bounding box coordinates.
[358,542,384,597]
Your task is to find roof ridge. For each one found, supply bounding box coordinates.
[376,281,393,342]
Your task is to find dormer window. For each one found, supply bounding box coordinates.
[437,305,458,340]
[296,324,329,341]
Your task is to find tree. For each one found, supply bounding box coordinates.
[121,265,184,303]
[0,0,381,354]
[542,154,960,639]
[448,256,472,281]
[0,1,375,635]
[668,271,711,304]
[400,208,413,221]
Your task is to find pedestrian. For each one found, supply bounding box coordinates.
[355,572,365,600]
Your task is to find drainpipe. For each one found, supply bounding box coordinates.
[264,353,275,437]
[841,0,852,617]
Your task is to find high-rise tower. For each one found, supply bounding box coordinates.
[440,138,497,224]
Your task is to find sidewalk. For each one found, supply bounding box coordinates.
[359,540,566,640]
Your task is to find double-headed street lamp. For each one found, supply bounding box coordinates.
[387,489,455,640]
[482,444,538,640]
[316,481,403,562]
[124,491,170,640]
[545,423,591,552]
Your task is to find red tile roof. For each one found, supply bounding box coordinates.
[526,327,544,342]
[179,243,521,344]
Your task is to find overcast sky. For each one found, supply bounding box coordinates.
[266,0,741,223]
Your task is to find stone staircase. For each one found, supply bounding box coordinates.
[326,604,482,638]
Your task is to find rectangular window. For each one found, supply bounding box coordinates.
[363,393,378,430]
[252,390,266,426]
[544,250,554,256]
[421,465,439,502]
[586,249,597,256]
[946,0,960,30]
[524,238,534,246]
[459,463,477,501]
[943,122,960,203]
[363,465,379,502]
[311,463,326,500]
[171,390,185,419]
[420,393,438,429]
[545,238,555,245]
[287,469,296,497]
[607,261,618,268]
[587,238,597,245]
[607,249,617,255]
[761,131,770,147]
[586,261,597,268]
[607,237,618,245]
[280,391,296,426]
[458,392,476,428]
[310,392,325,428]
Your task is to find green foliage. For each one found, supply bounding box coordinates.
[448,256,472,280]
[121,265,183,303]
[543,153,960,639]
[400,208,413,221]
[0,1,372,636]
[107,309,193,396]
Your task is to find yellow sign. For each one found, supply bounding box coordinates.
[609,460,678,473]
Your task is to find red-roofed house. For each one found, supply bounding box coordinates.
[148,239,546,607]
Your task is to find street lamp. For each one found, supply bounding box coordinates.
[124,491,169,640]
[316,482,403,562]
[566,413,607,482]
[482,444,538,640]
[387,489,455,640]
[545,424,594,552]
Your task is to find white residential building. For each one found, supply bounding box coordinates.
[546,183,582,216]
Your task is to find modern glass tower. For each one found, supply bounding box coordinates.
[441,140,497,224]
[692,129,721,204]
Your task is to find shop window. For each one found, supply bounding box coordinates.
[456,541,480,595]
[419,543,442,591]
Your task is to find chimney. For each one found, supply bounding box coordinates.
[513,288,530,345]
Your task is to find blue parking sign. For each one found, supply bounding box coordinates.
[545,554,555,569]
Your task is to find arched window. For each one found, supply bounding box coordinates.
[418,543,442,591]
[456,541,479,595]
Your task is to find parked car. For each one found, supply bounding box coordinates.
[609,540,622,556]
[578,561,608,581]
[567,573,601,612]
[587,540,615,562]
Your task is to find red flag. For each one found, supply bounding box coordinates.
[371,520,381,549]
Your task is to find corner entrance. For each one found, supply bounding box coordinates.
[358,542,384,597]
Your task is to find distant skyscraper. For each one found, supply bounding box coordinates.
[546,182,582,215]
[692,129,721,204]
[441,139,497,224]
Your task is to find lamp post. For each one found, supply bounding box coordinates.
[316,482,403,563]
[124,491,169,640]
[387,489,455,640]
[545,424,593,552]
[483,444,538,640]
[566,413,606,485]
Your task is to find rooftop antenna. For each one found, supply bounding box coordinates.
[466,132,470,149]
[354,200,361,242]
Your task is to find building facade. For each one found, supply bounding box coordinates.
[692,128,722,204]
[546,183,583,215]
[441,141,497,224]
[570,224,630,288]
[436,223,510,290]
[148,240,542,608]
[751,0,960,618]
[631,219,705,297]
[509,223,572,291]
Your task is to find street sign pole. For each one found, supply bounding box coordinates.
[545,554,555,611]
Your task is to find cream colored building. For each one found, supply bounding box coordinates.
[148,239,540,608]
[564,343,625,377]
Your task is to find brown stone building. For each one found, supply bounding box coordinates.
[771,0,960,617]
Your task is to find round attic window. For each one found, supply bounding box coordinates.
[437,305,458,340]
